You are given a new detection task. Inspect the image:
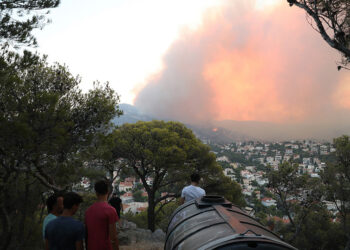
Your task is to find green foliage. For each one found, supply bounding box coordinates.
[123,201,180,232]
[0,173,47,250]
[133,190,147,202]
[0,50,121,249]
[155,201,179,232]
[123,210,148,229]
[322,135,350,248]
[111,121,244,231]
[266,144,350,249]
[0,0,60,47]
[0,50,121,190]
[74,192,96,221]
[204,173,245,207]
[292,209,346,250]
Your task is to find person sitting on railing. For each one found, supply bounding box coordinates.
[180,173,206,204]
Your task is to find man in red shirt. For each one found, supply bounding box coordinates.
[85,180,119,250]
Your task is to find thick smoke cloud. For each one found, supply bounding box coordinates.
[134,1,350,140]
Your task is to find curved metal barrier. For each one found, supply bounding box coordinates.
[165,195,297,250]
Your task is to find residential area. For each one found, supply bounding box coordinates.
[212,140,338,221]
[103,139,337,223]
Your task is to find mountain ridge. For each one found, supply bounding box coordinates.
[113,104,344,142]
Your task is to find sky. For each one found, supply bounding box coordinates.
[34,0,224,103]
[34,0,350,140]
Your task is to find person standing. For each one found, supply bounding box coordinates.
[42,193,64,239]
[45,192,84,250]
[109,193,123,219]
[85,180,119,250]
[180,173,206,204]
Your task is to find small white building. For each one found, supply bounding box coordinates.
[302,157,312,165]
[242,189,252,196]
[261,197,277,207]
[123,202,148,214]
[275,155,282,162]
[217,156,230,162]
[224,168,234,176]
[246,166,256,172]
[121,192,133,203]
[266,157,274,164]
[285,149,293,155]
[257,178,268,186]
[119,182,133,192]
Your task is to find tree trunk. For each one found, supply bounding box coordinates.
[345,232,350,250]
[108,169,114,198]
[0,206,12,250]
[345,239,350,250]
[18,176,30,249]
[147,192,156,232]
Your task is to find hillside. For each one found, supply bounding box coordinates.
[113,104,250,143]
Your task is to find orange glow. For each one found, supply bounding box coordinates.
[134,1,349,125]
[203,45,308,123]
[333,75,350,109]
[199,4,317,123]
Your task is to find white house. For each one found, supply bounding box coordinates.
[123,202,148,214]
[285,149,293,155]
[217,156,230,162]
[261,197,277,207]
[119,182,133,192]
[275,155,282,162]
[266,157,274,164]
[121,192,133,203]
[224,168,234,176]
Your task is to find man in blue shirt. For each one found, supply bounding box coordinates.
[45,192,84,250]
[42,193,64,239]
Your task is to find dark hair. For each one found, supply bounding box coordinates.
[46,193,64,212]
[94,180,109,195]
[63,192,83,209]
[191,173,201,183]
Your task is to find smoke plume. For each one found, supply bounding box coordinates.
[134,1,350,140]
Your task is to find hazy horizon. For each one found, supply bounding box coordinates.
[117,103,349,142]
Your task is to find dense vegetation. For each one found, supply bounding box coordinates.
[263,136,350,249]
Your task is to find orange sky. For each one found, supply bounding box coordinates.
[134,1,349,126]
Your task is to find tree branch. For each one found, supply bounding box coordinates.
[291,0,350,61]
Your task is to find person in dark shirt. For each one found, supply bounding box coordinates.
[42,193,64,240]
[109,193,123,218]
[45,192,84,250]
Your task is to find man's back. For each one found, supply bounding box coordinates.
[85,202,119,250]
[181,185,206,203]
[45,216,84,250]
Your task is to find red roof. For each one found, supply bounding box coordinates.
[122,192,133,197]
[270,216,290,224]
[125,177,136,182]
[120,182,133,187]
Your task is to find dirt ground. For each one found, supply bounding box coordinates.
[120,242,164,250]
